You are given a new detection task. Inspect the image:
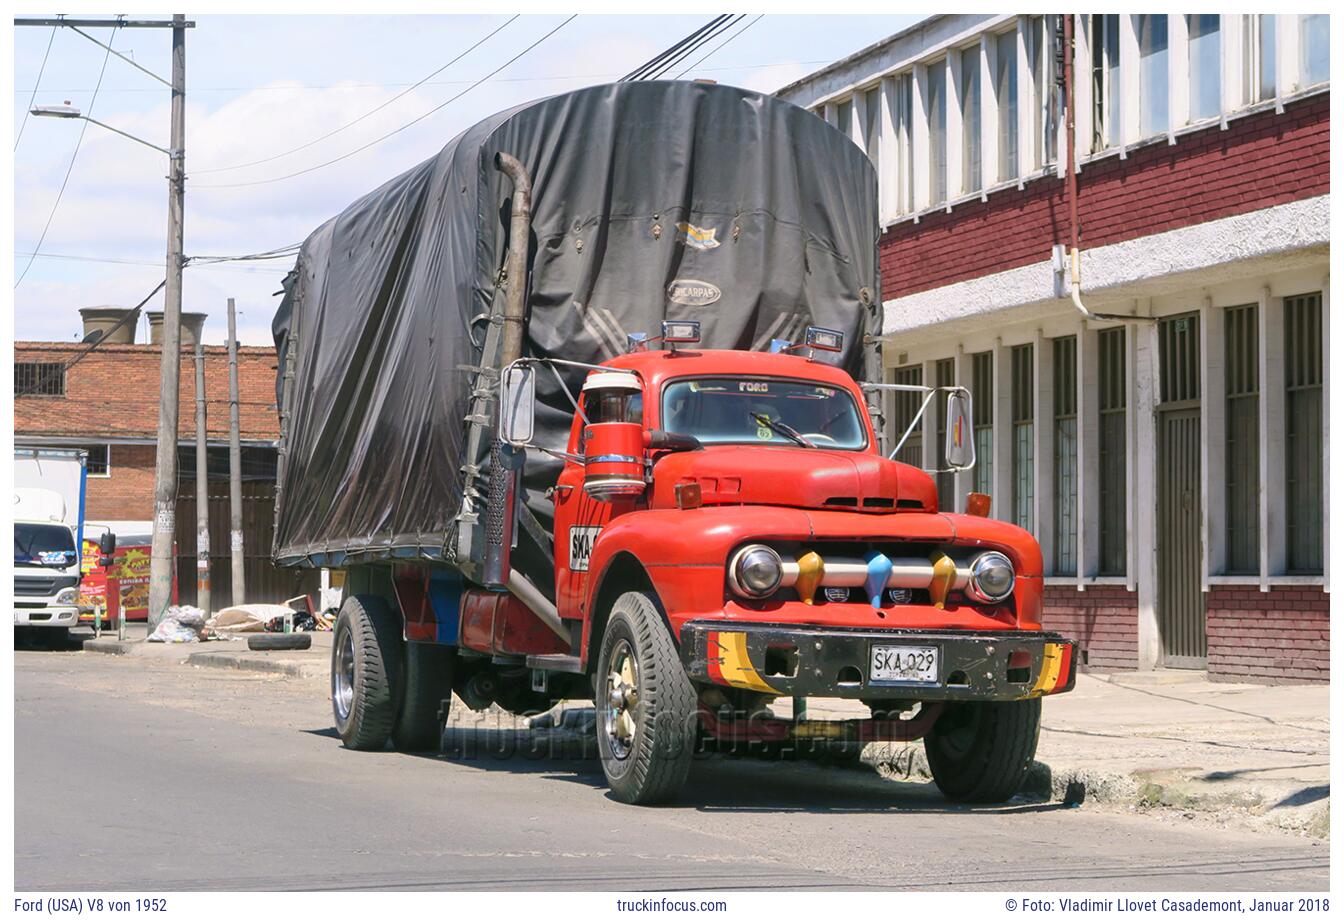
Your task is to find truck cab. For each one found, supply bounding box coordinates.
[13,487,84,643]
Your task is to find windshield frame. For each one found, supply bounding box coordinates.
[658,374,871,451]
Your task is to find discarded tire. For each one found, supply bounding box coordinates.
[247,633,313,651]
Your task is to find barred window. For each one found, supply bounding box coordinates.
[1285,293,1323,574]
[84,444,110,477]
[1098,328,1127,576]
[1053,337,1078,575]
[970,351,994,496]
[935,358,956,510]
[15,362,66,397]
[1011,344,1035,532]
[1224,305,1259,574]
[891,365,924,468]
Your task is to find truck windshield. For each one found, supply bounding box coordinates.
[14,523,77,567]
[662,377,867,449]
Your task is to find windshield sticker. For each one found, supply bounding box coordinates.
[674,222,720,251]
[666,278,721,306]
[738,381,769,393]
[569,526,601,572]
[38,550,72,565]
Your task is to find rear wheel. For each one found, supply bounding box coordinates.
[331,595,403,750]
[393,641,455,751]
[596,591,697,805]
[924,698,1041,803]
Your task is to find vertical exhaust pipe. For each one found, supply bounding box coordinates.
[483,152,533,589]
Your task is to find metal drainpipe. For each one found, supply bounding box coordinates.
[1062,15,1154,325]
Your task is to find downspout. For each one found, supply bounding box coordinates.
[1062,14,1155,325]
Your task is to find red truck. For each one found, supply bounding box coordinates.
[273,81,1075,806]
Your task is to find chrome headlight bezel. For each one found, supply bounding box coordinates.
[728,544,784,598]
[965,551,1015,604]
[55,587,79,606]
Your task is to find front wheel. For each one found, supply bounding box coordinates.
[924,698,1041,803]
[595,591,697,805]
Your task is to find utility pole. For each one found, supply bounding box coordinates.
[148,13,188,627]
[15,15,196,626]
[227,298,246,606]
[194,340,211,615]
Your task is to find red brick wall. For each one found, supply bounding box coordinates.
[879,91,1329,299]
[1042,584,1138,671]
[14,342,279,441]
[1206,585,1329,684]
[86,443,158,522]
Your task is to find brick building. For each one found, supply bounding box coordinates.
[778,14,1329,680]
[14,314,316,605]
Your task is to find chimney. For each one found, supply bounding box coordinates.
[147,311,208,347]
[79,306,137,344]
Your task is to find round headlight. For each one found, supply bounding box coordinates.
[966,551,1015,604]
[729,544,783,598]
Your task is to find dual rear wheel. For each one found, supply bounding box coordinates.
[331,594,453,752]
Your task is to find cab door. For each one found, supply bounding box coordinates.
[552,390,643,622]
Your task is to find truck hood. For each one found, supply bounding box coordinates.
[648,446,936,513]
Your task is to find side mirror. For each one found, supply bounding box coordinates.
[944,391,974,470]
[98,532,117,555]
[499,363,536,445]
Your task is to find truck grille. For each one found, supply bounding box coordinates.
[14,574,79,597]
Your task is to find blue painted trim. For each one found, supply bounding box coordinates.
[427,569,463,645]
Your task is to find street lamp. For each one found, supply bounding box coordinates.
[31,103,175,157]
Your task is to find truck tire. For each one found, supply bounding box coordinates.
[248,633,312,651]
[596,591,697,805]
[924,698,1041,803]
[331,595,403,751]
[392,641,455,752]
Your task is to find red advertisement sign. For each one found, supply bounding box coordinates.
[79,539,170,623]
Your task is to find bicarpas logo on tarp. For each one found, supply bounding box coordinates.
[666,279,721,307]
[674,221,720,251]
[569,526,601,572]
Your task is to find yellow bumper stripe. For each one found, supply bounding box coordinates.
[713,631,777,693]
[1030,643,1063,696]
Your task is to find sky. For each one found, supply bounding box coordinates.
[11,12,927,346]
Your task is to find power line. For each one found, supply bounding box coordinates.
[640,16,744,81]
[674,14,765,79]
[14,25,117,289]
[193,16,577,191]
[12,58,838,96]
[192,15,519,174]
[619,15,734,81]
[15,250,297,275]
[14,25,58,151]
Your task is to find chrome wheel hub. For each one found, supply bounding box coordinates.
[333,628,355,722]
[603,639,640,760]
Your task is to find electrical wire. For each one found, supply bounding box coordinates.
[619,15,733,81]
[639,16,743,81]
[193,16,577,191]
[14,25,117,289]
[674,14,765,79]
[14,25,58,151]
[192,15,519,174]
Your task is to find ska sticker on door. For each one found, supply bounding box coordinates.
[569,526,602,572]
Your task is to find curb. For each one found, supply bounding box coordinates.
[186,650,327,679]
[866,743,1329,837]
[84,640,136,656]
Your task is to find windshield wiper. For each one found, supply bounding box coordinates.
[751,412,814,448]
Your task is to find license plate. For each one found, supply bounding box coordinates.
[869,645,940,683]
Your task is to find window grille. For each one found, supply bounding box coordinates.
[1098,328,1127,575]
[14,362,66,397]
[1224,305,1259,574]
[1285,293,1323,574]
[1011,344,1035,532]
[1053,337,1078,574]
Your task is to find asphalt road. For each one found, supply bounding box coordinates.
[14,645,1329,892]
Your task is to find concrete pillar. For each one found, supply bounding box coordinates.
[1134,302,1162,669]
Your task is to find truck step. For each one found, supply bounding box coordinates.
[526,653,584,674]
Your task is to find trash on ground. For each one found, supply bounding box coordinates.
[206,604,291,634]
[147,605,207,643]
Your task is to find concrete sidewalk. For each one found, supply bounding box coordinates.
[80,629,1326,835]
[83,624,332,678]
[798,673,1330,837]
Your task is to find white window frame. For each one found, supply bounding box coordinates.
[85,443,112,478]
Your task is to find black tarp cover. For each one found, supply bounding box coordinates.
[272,80,881,571]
